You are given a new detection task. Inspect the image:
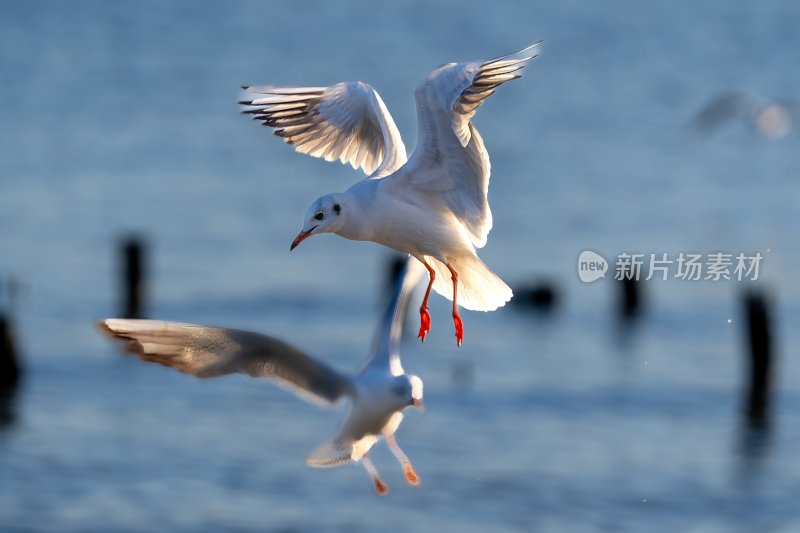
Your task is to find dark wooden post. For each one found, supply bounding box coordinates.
[619,277,641,320]
[120,236,147,319]
[0,312,21,426]
[0,314,20,390]
[743,290,773,430]
[513,280,559,313]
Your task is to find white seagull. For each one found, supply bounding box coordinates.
[97,258,425,496]
[241,41,542,346]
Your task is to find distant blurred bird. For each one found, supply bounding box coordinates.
[241,41,542,346]
[690,91,796,139]
[98,258,425,496]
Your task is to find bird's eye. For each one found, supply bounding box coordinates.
[333,203,341,215]
[314,212,324,221]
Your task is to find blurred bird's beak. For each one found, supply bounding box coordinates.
[412,397,425,412]
[290,226,317,251]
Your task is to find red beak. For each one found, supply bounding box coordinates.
[290,226,317,251]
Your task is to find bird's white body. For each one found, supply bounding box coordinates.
[306,366,418,467]
[330,371,408,459]
[243,42,541,319]
[338,179,472,260]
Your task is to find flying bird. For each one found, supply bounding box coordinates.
[690,91,796,140]
[98,259,425,496]
[240,41,542,346]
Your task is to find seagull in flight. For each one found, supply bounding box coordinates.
[98,258,425,496]
[690,90,797,140]
[240,41,542,346]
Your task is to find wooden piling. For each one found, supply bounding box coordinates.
[0,314,20,390]
[619,277,641,319]
[513,281,559,313]
[743,290,772,430]
[120,236,147,319]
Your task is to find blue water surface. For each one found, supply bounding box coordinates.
[1,1,799,531]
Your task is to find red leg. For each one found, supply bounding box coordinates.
[361,456,389,496]
[385,433,421,486]
[446,263,463,346]
[418,259,436,342]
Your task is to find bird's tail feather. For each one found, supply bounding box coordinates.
[306,435,378,468]
[428,255,513,312]
[306,440,354,469]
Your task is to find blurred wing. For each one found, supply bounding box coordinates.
[393,42,541,248]
[241,82,407,178]
[689,92,752,135]
[99,319,352,406]
[361,256,424,376]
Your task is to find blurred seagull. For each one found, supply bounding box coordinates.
[98,258,425,496]
[240,41,542,346]
[690,91,796,140]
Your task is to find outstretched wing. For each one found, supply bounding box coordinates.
[98,319,353,406]
[241,82,407,178]
[361,256,424,376]
[391,42,541,248]
[689,92,754,135]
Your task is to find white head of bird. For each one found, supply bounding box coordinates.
[392,374,424,411]
[290,193,351,250]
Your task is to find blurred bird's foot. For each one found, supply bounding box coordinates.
[374,477,389,496]
[403,462,420,485]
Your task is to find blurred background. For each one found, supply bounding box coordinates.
[1,0,799,531]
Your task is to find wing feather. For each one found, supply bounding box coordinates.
[241,81,407,178]
[98,319,353,406]
[447,42,541,148]
[360,257,424,376]
[390,41,541,248]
